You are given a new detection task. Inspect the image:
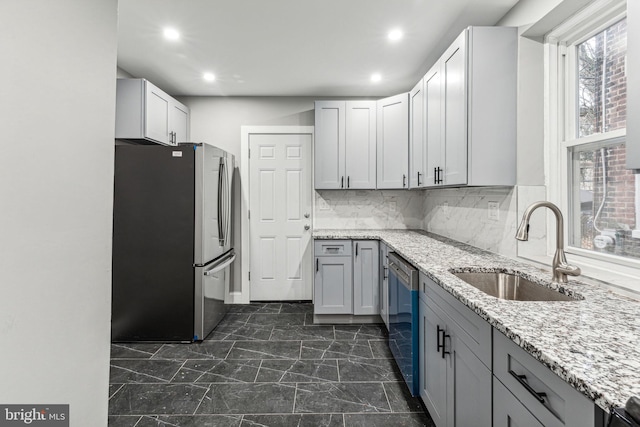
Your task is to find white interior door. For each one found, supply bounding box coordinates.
[249,133,313,301]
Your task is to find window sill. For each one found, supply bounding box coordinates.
[517,253,640,301]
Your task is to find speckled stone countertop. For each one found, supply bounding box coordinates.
[313,229,640,412]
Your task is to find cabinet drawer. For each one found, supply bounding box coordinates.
[494,376,544,427]
[314,240,352,256]
[420,273,492,368]
[493,329,597,427]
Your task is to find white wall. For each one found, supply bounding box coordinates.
[0,1,117,425]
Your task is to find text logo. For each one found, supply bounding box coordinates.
[0,405,68,426]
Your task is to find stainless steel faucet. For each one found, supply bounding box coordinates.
[515,201,581,283]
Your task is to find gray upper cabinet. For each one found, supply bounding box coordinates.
[353,240,379,315]
[424,26,516,188]
[314,101,376,190]
[115,78,190,146]
[409,79,426,188]
[377,93,409,189]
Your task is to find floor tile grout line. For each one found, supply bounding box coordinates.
[254,359,264,383]
[110,364,172,383]
[167,360,188,383]
[108,383,125,400]
[336,359,341,382]
[192,383,212,415]
[292,381,298,414]
[131,415,143,426]
[381,381,393,413]
[224,341,236,359]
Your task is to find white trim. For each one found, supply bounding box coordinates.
[239,126,315,304]
[544,0,640,295]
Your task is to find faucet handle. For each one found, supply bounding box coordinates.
[556,264,581,277]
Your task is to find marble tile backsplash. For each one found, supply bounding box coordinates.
[423,187,518,257]
[314,190,424,230]
[314,186,549,261]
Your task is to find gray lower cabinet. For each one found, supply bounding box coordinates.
[493,376,544,427]
[353,240,379,315]
[493,329,603,427]
[314,256,352,314]
[419,273,492,427]
[379,242,389,327]
[313,239,378,316]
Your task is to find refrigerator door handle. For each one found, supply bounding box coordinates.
[223,157,231,247]
[204,252,236,276]
[217,157,226,246]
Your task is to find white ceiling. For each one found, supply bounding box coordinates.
[117,0,520,97]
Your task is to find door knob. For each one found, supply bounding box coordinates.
[304,225,310,231]
[304,213,310,218]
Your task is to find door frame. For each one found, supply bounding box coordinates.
[239,126,315,303]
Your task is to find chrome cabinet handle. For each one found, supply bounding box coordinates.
[403,174,407,187]
[417,171,422,186]
[509,370,547,404]
[341,176,344,188]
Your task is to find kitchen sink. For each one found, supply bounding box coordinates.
[451,271,576,301]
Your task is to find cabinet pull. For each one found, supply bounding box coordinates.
[355,242,359,257]
[316,258,319,273]
[509,370,547,404]
[347,176,350,188]
[383,266,388,279]
[341,176,344,188]
[437,325,450,359]
[434,167,438,185]
[403,174,407,187]
[436,167,443,184]
[417,172,422,186]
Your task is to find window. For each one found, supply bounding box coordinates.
[548,0,640,289]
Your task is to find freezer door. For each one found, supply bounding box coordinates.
[194,250,235,340]
[195,144,234,265]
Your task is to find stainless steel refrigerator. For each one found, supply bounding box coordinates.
[112,143,235,342]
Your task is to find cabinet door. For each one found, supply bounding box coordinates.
[379,243,389,327]
[144,81,171,145]
[420,298,449,427]
[409,79,425,188]
[424,64,443,187]
[494,377,544,427]
[314,256,352,314]
[442,31,468,186]
[353,241,379,315]
[345,101,376,189]
[170,100,190,144]
[376,93,409,189]
[452,336,492,427]
[315,101,346,189]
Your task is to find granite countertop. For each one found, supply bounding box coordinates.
[313,228,640,412]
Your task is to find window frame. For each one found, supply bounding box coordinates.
[545,0,640,295]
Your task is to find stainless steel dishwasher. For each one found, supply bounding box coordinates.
[388,252,419,396]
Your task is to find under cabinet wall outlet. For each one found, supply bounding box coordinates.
[488,201,500,221]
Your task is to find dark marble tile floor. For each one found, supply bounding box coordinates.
[109,303,435,427]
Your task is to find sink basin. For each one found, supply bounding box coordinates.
[451,271,575,301]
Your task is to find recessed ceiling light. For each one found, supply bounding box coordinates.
[371,73,382,83]
[203,72,215,82]
[388,29,403,41]
[163,27,180,41]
